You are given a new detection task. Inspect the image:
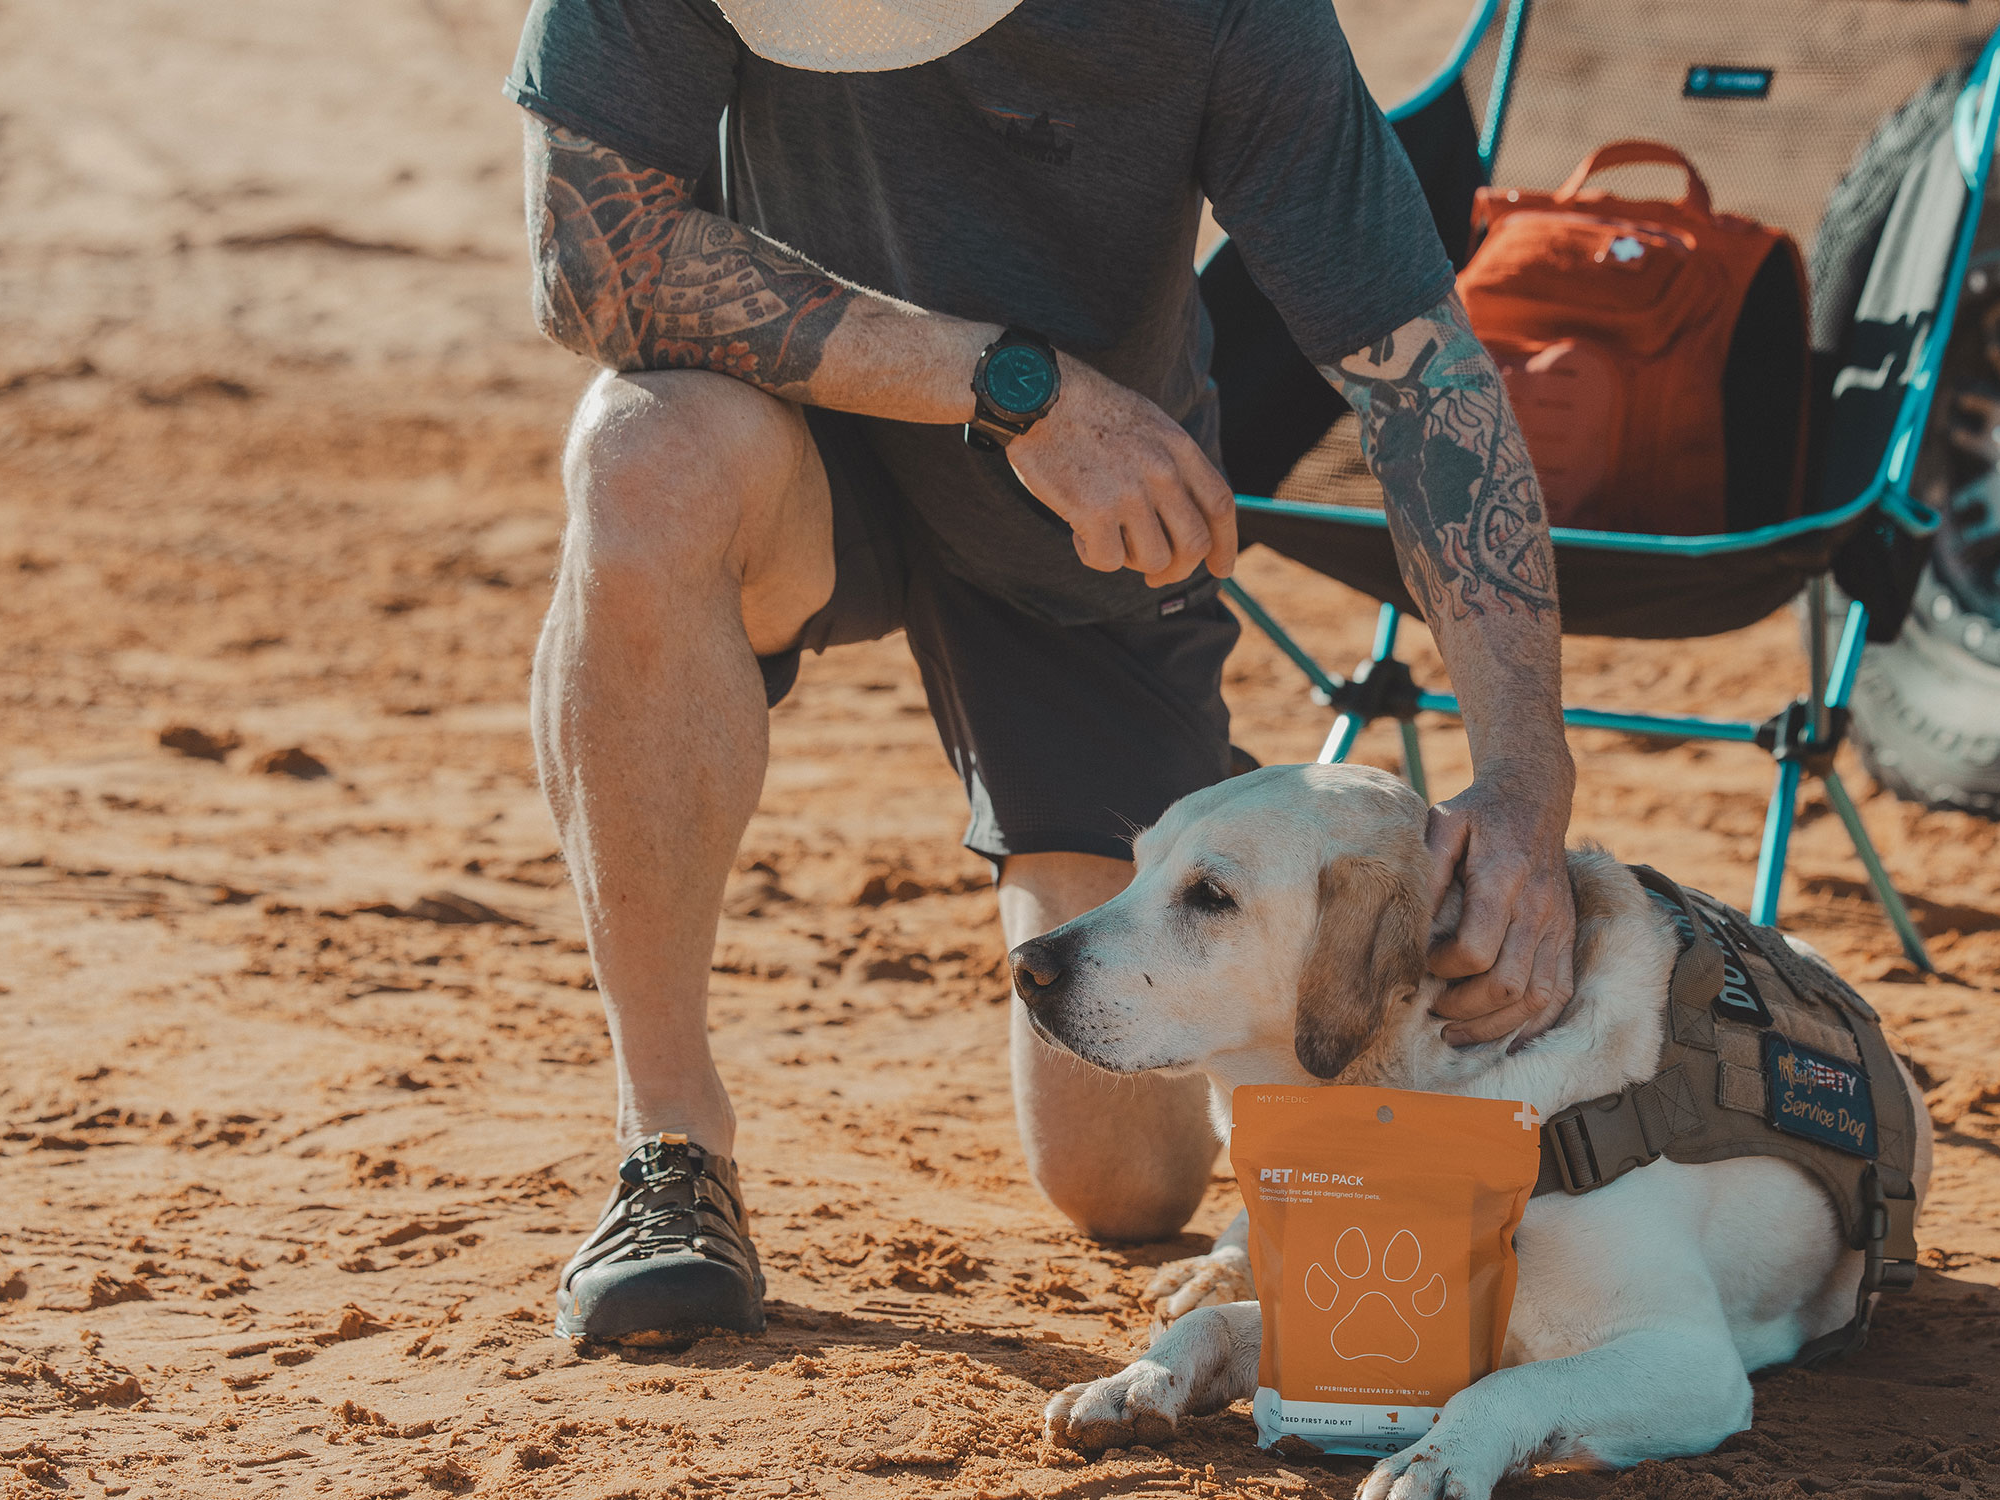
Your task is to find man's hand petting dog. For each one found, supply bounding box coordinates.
[1425,761,1577,1049]
[1004,355,1238,589]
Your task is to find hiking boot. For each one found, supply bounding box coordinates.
[555,1134,765,1340]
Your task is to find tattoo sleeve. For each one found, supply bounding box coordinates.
[1321,294,1557,624]
[525,119,860,395]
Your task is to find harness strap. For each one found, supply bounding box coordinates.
[1533,865,1718,1198]
[1627,864,1727,1014]
[1534,1065,1704,1195]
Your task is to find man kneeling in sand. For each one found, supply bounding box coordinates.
[506,0,1578,1338]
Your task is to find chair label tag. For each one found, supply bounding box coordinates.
[1684,67,1773,100]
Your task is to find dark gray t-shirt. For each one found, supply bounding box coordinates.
[507,0,1453,624]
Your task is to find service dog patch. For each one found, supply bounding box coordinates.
[1763,1033,1876,1158]
[1645,889,1772,1028]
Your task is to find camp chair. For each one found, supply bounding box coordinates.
[1203,0,2000,970]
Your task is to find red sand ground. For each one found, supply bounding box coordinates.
[4,4,1999,1498]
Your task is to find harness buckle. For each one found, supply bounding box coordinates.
[1544,1091,1661,1195]
[1860,1167,1919,1293]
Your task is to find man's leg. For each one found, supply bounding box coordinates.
[536,368,832,1154]
[1000,851,1220,1243]
[534,368,834,1336]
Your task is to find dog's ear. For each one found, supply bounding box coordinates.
[1294,853,1429,1080]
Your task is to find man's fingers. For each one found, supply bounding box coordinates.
[1142,482,1213,588]
[1427,873,1514,980]
[1508,932,1570,1043]
[1170,440,1238,579]
[1506,910,1578,1047]
[1437,983,1545,1047]
[1437,918,1537,1044]
[1015,378,1239,584]
[1071,515,1126,573]
[1118,505,1174,577]
[1432,908,1533,1016]
[1422,803,1471,914]
[1203,491,1238,578]
[1436,880,1576,1046]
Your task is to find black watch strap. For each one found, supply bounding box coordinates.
[966,327,1061,451]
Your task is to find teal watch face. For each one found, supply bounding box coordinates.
[985,343,1057,416]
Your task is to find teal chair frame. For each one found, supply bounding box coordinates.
[1220,3,2000,970]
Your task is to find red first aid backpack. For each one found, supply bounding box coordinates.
[1458,141,1812,535]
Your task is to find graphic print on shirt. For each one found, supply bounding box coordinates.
[977,105,1076,166]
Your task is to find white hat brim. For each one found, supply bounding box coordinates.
[714,0,1028,72]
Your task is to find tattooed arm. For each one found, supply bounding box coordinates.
[527,117,958,410]
[522,116,1235,583]
[1323,292,1577,1043]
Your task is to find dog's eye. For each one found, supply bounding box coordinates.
[1184,877,1236,913]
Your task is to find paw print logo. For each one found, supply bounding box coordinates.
[1302,1227,1447,1364]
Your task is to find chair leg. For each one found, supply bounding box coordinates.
[1318,713,1363,765]
[1751,759,1804,927]
[1399,720,1430,802]
[1220,578,1345,700]
[1821,769,1934,971]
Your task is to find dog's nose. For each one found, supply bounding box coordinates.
[1009,938,1066,1007]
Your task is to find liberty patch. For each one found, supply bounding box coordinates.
[1763,1033,1876,1158]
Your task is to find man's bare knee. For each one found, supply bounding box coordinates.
[1014,1021,1216,1242]
[560,368,813,584]
[1002,857,1216,1243]
[1034,1137,1211,1244]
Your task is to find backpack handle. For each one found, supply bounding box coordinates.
[1554,140,1713,219]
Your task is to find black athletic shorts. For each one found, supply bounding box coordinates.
[758,407,1238,865]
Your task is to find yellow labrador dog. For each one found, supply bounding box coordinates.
[1013,763,1930,1500]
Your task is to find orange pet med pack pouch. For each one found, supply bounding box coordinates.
[1230,1085,1542,1457]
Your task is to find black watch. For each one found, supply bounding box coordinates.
[965,328,1061,450]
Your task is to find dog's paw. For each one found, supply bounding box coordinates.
[1355,1431,1504,1500]
[1043,1360,1184,1452]
[1143,1246,1253,1329]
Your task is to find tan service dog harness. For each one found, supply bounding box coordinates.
[1532,866,1920,1367]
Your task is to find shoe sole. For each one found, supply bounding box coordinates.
[553,1289,766,1341]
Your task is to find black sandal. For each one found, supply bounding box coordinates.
[555,1134,765,1340]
